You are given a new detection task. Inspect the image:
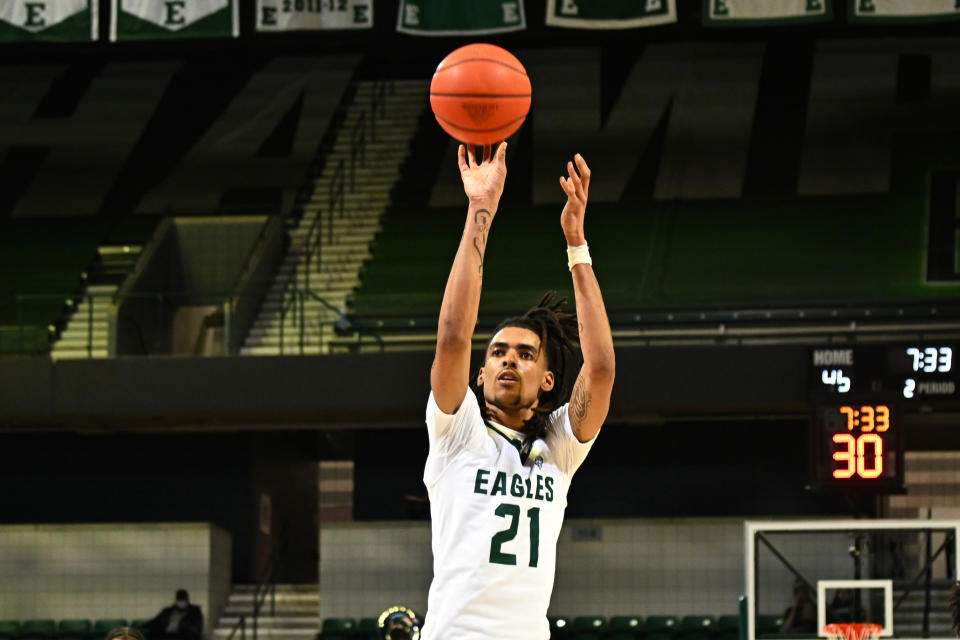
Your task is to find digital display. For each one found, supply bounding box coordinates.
[809,344,957,401]
[810,398,904,492]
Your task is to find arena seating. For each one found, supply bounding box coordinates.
[0,619,147,640]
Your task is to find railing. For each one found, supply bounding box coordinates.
[295,80,393,344]
[225,528,284,640]
[4,293,960,358]
[277,288,365,355]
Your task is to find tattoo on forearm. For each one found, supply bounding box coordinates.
[570,378,591,427]
[472,209,491,276]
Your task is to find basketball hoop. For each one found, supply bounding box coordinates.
[823,623,883,640]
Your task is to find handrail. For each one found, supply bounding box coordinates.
[4,291,960,357]
[225,527,284,640]
[277,288,355,355]
[350,111,366,192]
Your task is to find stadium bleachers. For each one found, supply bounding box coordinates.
[351,193,953,321]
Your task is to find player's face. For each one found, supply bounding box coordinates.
[477,326,555,414]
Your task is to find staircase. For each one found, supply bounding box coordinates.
[893,581,955,637]
[241,79,429,356]
[214,584,318,640]
[50,244,142,359]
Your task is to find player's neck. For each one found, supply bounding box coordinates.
[485,403,535,432]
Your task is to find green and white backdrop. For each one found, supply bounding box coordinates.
[110,0,239,40]
[0,0,97,41]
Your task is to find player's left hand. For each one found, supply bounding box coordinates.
[559,153,590,246]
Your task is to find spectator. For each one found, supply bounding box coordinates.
[827,588,866,624]
[148,589,204,640]
[782,580,817,634]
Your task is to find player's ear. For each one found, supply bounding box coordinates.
[540,370,555,392]
[477,367,485,387]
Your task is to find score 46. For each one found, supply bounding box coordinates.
[832,404,890,480]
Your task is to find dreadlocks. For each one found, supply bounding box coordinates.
[472,291,582,441]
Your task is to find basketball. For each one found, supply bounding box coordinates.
[429,43,532,146]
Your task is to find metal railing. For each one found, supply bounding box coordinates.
[4,292,960,358]
[224,529,284,640]
[295,80,393,343]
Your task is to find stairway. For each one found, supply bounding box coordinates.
[50,244,142,359]
[214,584,318,640]
[241,79,429,356]
[892,581,955,637]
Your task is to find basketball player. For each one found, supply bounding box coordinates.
[422,141,615,640]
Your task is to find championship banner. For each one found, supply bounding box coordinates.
[848,0,960,23]
[0,0,97,41]
[110,0,238,40]
[256,0,372,31]
[703,0,833,26]
[397,0,525,36]
[545,0,676,29]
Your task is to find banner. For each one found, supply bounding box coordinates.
[256,0,371,31]
[110,0,238,40]
[849,0,960,22]
[0,0,97,41]
[703,0,833,26]
[397,0,525,35]
[545,0,676,29]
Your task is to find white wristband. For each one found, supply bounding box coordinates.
[567,243,592,271]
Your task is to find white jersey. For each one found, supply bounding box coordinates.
[421,388,597,640]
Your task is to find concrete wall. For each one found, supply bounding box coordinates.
[319,518,746,621]
[0,522,231,636]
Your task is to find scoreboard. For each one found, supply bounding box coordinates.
[807,343,957,493]
[809,344,956,399]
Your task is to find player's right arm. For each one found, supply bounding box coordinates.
[431,142,508,414]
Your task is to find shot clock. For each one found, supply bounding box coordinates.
[809,397,904,492]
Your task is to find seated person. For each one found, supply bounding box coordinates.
[826,589,866,624]
[782,580,817,634]
[148,589,204,640]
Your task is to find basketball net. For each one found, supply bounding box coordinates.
[823,623,883,640]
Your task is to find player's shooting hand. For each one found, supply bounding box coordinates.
[559,153,590,246]
[459,142,507,212]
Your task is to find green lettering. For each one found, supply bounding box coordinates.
[491,471,507,496]
[164,1,186,25]
[535,475,544,500]
[525,478,533,498]
[24,3,45,27]
[352,4,368,22]
[474,469,490,494]
[858,0,876,10]
[490,503,519,565]
[544,476,555,502]
[712,0,729,16]
[510,474,525,498]
[528,507,540,567]
[806,0,823,11]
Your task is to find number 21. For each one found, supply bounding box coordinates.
[490,503,540,567]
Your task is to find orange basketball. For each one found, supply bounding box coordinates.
[429,43,532,146]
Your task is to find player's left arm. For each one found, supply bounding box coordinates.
[559,154,615,443]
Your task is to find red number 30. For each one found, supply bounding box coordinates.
[832,433,884,479]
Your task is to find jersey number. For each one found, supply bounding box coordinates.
[489,503,540,567]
